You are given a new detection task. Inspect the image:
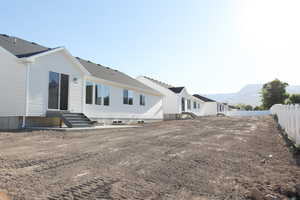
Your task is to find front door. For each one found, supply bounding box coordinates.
[48,71,69,110]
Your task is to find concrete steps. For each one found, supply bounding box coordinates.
[61,113,95,128]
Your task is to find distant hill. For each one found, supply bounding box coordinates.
[204,84,300,106]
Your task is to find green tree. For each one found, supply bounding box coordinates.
[254,105,263,111]
[244,105,253,111]
[261,79,289,109]
[286,94,300,104]
[235,104,253,111]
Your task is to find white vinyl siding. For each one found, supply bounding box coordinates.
[85,82,162,119]
[28,51,84,115]
[0,48,26,116]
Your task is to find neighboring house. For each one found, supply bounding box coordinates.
[193,94,228,115]
[136,76,205,119]
[0,34,163,129]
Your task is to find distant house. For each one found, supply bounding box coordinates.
[0,34,163,129]
[193,94,228,115]
[136,76,205,119]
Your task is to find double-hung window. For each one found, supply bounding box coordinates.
[103,86,110,106]
[193,101,197,109]
[187,99,191,110]
[123,89,133,105]
[86,82,93,104]
[140,94,146,106]
[95,84,102,105]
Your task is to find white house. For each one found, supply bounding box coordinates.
[136,76,207,119]
[137,76,228,118]
[192,94,228,115]
[0,34,163,129]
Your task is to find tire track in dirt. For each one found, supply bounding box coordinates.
[0,152,101,187]
[47,177,117,200]
[0,152,98,172]
[34,152,98,173]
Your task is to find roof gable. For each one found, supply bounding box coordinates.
[168,87,184,94]
[193,94,215,102]
[142,76,187,94]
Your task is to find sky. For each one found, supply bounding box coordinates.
[1,0,300,94]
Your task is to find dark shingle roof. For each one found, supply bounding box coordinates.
[77,58,159,94]
[0,34,52,58]
[168,87,184,94]
[193,94,215,102]
[0,34,160,94]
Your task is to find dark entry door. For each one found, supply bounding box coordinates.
[60,74,69,110]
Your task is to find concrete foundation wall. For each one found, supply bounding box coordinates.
[0,117,22,130]
[163,114,181,120]
[91,117,162,125]
[26,117,61,128]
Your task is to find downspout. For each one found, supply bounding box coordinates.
[22,63,31,128]
[82,76,86,114]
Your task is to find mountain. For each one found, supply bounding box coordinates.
[204,84,300,106]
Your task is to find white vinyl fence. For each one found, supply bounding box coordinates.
[270,104,300,146]
[226,110,270,117]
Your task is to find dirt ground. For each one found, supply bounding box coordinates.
[0,116,299,200]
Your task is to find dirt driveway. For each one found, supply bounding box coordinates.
[0,116,299,200]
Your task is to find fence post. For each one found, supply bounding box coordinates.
[291,104,296,141]
[296,105,300,146]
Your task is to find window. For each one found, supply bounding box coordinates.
[95,84,102,105]
[193,101,197,109]
[86,82,93,104]
[198,103,200,109]
[103,85,110,106]
[123,90,128,104]
[48,72,69,110]
[48,71,59,109]
[140,94,146,106]
[181,98,185,111]
[123,89,133,105]
[187,99,191,110]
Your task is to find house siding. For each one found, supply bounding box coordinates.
[84,78,163,120]
[28,51,84,116]
[177,88,204,115]
[136,76,179,114]
[137,77,204,117]
[0,47,26,116]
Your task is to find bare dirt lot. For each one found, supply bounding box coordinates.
[0,116,299,200]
